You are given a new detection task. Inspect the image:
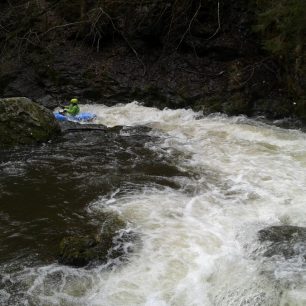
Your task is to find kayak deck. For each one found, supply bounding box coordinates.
[54,112,96,122]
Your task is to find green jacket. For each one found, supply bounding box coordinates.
[65,104,80,116]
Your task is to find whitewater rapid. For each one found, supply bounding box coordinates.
[2,102,306,305]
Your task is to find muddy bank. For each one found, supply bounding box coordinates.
[0,0,305,121]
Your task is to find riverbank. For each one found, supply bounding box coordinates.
[0,0,305,121]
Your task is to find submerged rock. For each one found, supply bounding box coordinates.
[59,235,108,267]
[0,97,60,147]
[59,120,107,133]
[58,212,135,267]
[258,225,306,259]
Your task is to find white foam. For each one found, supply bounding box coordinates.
[6,102,306,305]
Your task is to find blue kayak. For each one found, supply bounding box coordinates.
[54,112,96,122]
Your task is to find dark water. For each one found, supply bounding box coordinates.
[2,104,306,305]
[0,125,186,266]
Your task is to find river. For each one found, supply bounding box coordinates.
[1,102,306,305]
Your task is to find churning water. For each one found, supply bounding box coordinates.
[1,102,306,305]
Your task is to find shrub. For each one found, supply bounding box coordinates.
[254,0,306,94]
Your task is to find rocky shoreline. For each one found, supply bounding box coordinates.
[0,0,305,122]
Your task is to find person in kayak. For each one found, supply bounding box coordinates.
[61,98,80,116]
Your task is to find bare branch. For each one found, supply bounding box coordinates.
[42,21,86,36]
[175,0,202,50]
[95,7,147,76]
[206,1,221,40]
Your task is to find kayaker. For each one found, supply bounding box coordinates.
[60,98,80,116]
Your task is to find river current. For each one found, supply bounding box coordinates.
[1,102,306,305]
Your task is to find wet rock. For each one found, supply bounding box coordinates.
[253,98,294,119]
[293,97,306,123]
[59,235,108,267]
[59,121,107,133]
[58,212,134,267]
[193,95,223,113]
[258,225,306,259]
[35,95,59,110]
[0,97,60,147]
[223,93,251,116]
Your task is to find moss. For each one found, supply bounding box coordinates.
[194,96,223,114]
[255,0,305,56]
[59,236,99,267]
[254,0,306,95]
[223,94,249,116]
[0,97,60,147]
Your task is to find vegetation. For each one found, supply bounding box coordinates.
[254,0,306,94]
[0,0,305,119]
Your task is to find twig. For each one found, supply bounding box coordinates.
[175,0,201,50]
[0,24,9,33]
[236,66,255,86]
[178,66,225,77]
[95,7,147,76]
[33,0,63,19]
[206,1,220,40]
[42,21,86,36]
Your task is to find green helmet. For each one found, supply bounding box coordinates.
[71,98,78,104]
